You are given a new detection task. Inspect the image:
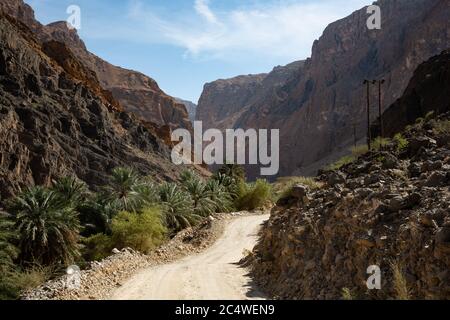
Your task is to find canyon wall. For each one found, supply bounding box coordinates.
[0,12,189,198]
[197,0,450,178]
[0,0,192,133]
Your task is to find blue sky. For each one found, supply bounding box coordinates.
[26,0,370,103]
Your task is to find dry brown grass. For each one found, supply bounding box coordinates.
[273,176,323,201]
[390,260,410,300]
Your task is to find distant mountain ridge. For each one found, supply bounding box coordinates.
[197,0,450,179]
[0,0,192,134]
[175,98,197,123]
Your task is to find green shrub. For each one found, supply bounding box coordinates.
[82,233,114,261]
[110,208,167,254]
[372,137,391,150]
[0,218,20,300]
[424,111,435,121]
[393,133,408,153]
[235,179,271,210]
[341,287,356,300]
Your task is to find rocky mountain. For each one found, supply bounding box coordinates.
[197,61,303,130]
[249,49,450,299]
[251,112,450,299]
[197,0,450,179]
[175,98,197,123]
[0,0,192,134]
[0,12,190,198]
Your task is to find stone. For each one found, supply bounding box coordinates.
[355,188,373,199]
[364,174,381,186]
[423,171,447,187]
[290,184,309,199]
[328,171,346,186]
[435,226,450,244]
[382,153,398,169]
[388,196,405,212]
[421,160,443,172]
[405,192,422,208]
[408,162,422,178]
[409,137,437,156]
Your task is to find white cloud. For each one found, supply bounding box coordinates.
[194,0,219,24]
[90,0,371,62]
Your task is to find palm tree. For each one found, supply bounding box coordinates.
[182,177,215,217]
[105,167,157,212]
[205,179,233,213]
[78,194,119,236]
[213,172,239,200]
[158,183,200,232]
[218,164,246,182]
[12,186,80,266]
[180,169,197,184]
[51,176,87,207]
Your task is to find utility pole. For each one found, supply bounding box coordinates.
[363,80,371,151]
[377,79,385,151]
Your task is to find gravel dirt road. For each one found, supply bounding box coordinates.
[111,214,269,300]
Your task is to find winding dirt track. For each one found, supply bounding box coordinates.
[111,214,269,300]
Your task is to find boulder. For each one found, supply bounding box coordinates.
[290,184,309,199]
[328,171,346,186]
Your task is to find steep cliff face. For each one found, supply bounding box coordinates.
[175,98,197,123]
[0,13,187,198]
[197,61,303,130]
[372,50,450,138]
[197,74,267,130]
[0,0,192,132]
[197,0,450,178]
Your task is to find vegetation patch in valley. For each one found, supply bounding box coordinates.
[0,163,271,299]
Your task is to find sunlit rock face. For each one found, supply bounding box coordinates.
[0,0,192,134]
[197,0,450,179]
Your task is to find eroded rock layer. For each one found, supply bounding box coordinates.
[0,13,187,198]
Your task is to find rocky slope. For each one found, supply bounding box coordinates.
[0,12,189,198]
[0,0,192,133]
[250,49,450,299]
[251,111,450,299]
[197,0,450,179]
